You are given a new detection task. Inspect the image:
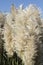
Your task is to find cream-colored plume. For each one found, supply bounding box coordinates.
[4,22,15,57]
[4,4,42,65]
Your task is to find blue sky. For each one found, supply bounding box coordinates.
[0,0,43,12]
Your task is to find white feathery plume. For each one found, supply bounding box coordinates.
[4,22,15,57]
[3,4,41,65]
[13,9,40,65]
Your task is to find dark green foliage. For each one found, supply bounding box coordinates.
[0,49,24,65]
[34,32,43,65]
